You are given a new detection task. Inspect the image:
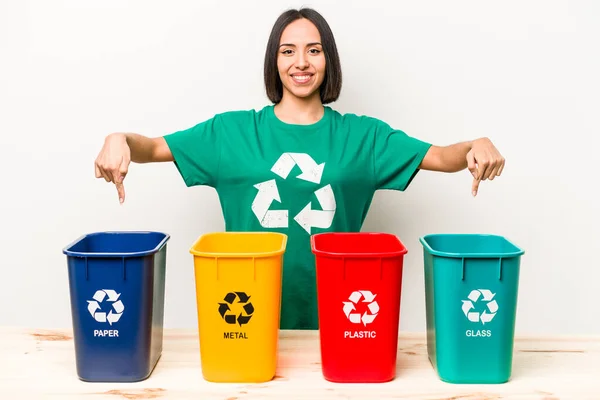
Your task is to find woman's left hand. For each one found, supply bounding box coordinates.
[466,137,505,196]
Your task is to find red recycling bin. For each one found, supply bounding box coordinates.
[311,232,407,383]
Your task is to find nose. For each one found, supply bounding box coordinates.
[295,52,309,70]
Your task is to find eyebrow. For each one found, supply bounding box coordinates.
[279,42,322,48]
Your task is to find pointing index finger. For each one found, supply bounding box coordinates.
[116,183,125,204]
[472,177,480,197]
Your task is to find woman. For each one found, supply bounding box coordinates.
[94,8,504,330]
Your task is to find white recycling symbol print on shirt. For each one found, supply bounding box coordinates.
[461,289,498,325]
[251,152,336,234]
[87,289,125,326]
[343,290,379,327]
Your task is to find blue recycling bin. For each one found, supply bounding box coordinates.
[63,231,170,382]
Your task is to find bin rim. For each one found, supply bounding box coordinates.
[189,231,288,258]
[310,232,408,258]
[62,231,170,258]
[419,233,525,259]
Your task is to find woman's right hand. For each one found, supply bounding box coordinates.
[95,133,131,204]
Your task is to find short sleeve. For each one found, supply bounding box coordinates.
[372,120,432,191]
[163,115,222,188]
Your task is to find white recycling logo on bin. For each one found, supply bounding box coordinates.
[343,290,379,327]
[87,289,125,326]
[461,289,498,325]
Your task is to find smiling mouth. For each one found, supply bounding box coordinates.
[291,74,313,84]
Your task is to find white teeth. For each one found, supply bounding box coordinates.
[293,75,310,82]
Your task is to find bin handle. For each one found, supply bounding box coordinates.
[83,256,127,281]
[498,258,503,281]
[342,257,384,280]
[460,257,504,281]
[214,257,257,281]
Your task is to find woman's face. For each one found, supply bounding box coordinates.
[277,18,326,101]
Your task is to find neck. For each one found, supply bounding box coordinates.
[274,91,324,125]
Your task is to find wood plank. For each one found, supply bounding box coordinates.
[2,328,600,399]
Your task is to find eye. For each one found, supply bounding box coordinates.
[309,48,321,54]
[280,49,293,55]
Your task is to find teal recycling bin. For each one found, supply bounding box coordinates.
[420,233,525,384]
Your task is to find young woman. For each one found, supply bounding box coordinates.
[94,8,505,330]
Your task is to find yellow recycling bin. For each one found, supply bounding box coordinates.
[189,232,287,383]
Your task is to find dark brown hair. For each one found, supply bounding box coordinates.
[264,8,342,104]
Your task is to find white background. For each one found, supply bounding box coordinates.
[1,0,598,335]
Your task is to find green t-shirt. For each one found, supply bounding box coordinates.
[163,105,431,330]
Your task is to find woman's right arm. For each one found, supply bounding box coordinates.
[95,132,173,203]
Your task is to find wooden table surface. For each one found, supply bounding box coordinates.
[2,328,600,399]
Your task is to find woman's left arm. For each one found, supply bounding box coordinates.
[419,137,505,196]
